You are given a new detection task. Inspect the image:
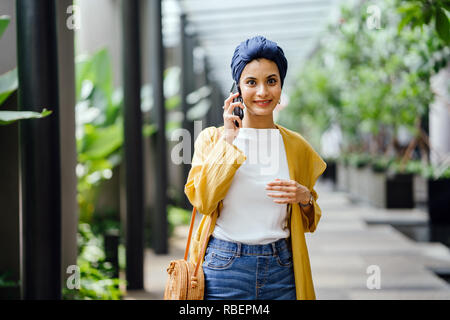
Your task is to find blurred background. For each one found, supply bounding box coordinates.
[0,0,449,300]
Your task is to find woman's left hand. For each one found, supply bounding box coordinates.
[265,178,311,205]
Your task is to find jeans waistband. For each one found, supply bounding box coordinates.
[207,236,290,256]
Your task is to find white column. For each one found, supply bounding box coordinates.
[429,64,450,167]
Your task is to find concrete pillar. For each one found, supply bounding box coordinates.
[55,0,78,295]
[429,64,450,170]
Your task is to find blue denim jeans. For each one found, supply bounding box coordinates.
[202,236,296,300]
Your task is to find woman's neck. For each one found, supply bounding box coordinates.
[242,115,277,129]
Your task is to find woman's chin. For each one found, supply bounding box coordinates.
[248,105,276,116]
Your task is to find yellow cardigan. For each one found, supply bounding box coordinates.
[184,123,327,300]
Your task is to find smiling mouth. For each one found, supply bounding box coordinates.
[254,100,272,106]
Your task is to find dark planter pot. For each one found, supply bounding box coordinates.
[323,160,336,183]
[427,178,450,224]
[0,285,20,299]
[386,173,414,209]
[104,229,120,278]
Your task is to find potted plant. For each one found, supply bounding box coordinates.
[382,159,416,209]
[0,271,20,299]
[337,154,350,192]
[423,164,450,224]
[346,153,372,203]
[369,155,392,208]
[323,156,337,184]
[407,160,429,208]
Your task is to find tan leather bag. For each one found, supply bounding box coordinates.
[164,207,211,300]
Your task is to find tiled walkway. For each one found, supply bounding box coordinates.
[125,180,450,300]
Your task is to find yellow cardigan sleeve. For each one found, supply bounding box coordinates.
[184,127,247,216]
[299,146,327,233]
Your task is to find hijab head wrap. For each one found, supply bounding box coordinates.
[230,35,288,88]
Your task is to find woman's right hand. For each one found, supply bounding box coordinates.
[222,92,244,144]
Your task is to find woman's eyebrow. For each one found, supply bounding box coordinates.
[244,74,278,80]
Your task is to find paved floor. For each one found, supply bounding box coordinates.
[125,180,450,300]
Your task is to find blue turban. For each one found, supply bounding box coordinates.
[230,35,288,88]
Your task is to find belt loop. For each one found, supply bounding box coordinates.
[271,242,277,256]
[236,242,241,257]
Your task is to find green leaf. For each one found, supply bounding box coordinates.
[0,108,52,125]
[91,49,113,99]
[442,1,450,13]
[0,15,10,39]
[0,68,18,105]
[75,48,113,105]
[79,123,123,161]
[142,123,156,137]
[398,15,412,33]
[422,4,433,24]
[435,8,450,44]
[165,95,180,110]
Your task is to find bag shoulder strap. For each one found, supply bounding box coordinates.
[183,207,213,277]
[183,207,197,261]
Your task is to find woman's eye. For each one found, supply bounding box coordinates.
[268,78,277,84]
[247,80,256,85]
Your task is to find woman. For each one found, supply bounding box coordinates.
[184,36,327,300]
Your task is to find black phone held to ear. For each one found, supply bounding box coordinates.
[230,81,244,128]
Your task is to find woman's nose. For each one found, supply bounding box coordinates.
[256,84,269,97]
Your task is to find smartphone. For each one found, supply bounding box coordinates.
[230,81,244,128]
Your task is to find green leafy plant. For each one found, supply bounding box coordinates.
[75,48,185,222]
[0,15,10,37]
[371,155,396,172]
[283,0,444,169]
[348,153,373,168]
[0,15,52,125]
[0,68,17,105]
[0,108,52,125]
[0,271,20,288]
[397,0,450,45]
[422,163,450,180]
[75,48,125,222]
[62,223,125,300]
[389,158,424,174]
[168,204,191,236]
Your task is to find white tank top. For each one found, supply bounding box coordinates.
[212,127,291,244]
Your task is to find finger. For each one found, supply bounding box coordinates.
[267,192,295,199]
[273,199,295,204]
[224,114,242,123]
[267,179,295,186]
[224,114,241,120]
[225,92,240,105]
[237,117,243,128]
[266,185,296,192]
[272,195,296,203]
[227,103,244,115]
[229,101,244,109]
[226,101,244,114]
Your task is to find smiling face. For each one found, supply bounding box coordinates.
[239,58,282,118]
